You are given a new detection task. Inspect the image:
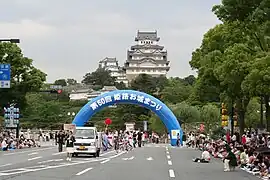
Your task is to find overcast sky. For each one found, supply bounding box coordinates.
[0,0,221,83]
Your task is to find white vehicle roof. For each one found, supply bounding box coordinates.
[75,126,97,130]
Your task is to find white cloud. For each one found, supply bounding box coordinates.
[0,19,55,39]
[0,0,222,82]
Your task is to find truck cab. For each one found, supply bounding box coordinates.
[72,127,101,157]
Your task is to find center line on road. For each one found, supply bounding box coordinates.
[168,160,172,165]
[166,151,169,154]
[28,152,38,156]
[169,169,175,178]
[28,156,42,161]
[76,167,93,176]
[100,159,110,164]
[167,155,171,159]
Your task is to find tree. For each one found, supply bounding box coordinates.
[149,114,166,135]
[115,82,127,90]
[242,54,270,129]
[160,77,192,104]
[130,74,157,94]
[0,42,46,109]
[189,22,248,104]
[200,104,220,132]
[182,75,196,86]
[66,78,77,85]
[54,79,67,86]
[245,98,261,129]
[82,68,116,88]
[171,102,201,124]
[212,0,270,133]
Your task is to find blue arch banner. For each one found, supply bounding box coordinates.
[72,90,182,146]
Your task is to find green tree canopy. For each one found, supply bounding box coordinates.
[0,42,46,109]
[54,79,67,86]
[82,68,116,88]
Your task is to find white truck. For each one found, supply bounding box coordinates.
[72,127,101,157]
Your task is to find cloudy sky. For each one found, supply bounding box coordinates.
[0,0,221,83]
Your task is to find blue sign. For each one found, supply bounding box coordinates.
[72,90,183,146]
[0,64,11,88]
[0,64,11,80]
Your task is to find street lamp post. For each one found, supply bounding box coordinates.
[67,112,76,123]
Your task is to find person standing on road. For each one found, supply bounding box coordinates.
[57,131,65,152]
[66,131,75,161]
[182,132,187,147]
[133,131,137,148]
[54,131,58,146]
[137,130,142,148]
[176,133,180,147]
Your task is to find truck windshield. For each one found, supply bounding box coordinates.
[75,129,95,139]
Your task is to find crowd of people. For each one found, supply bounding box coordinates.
[186,131,270,179]
[0,130,39,151]
[101,130,150,152]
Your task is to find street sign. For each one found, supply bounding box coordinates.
[50,85,62,89]
[0,64,11,88]
[4,105,19,128]
[171,130,180,140]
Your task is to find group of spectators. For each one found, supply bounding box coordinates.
[187,131,270,179]
[0,130,39,151]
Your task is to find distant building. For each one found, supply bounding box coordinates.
[69,85,118,104]
[99,57,128,86]
[124,30,170,81]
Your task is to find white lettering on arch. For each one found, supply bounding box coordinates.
[90,102,99,110]
[97,98,106,106]
[114,94,121,101]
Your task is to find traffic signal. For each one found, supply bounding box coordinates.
[221,103,229,127]
[233,108,238,127]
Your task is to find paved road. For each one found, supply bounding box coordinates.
[0,144,259,180]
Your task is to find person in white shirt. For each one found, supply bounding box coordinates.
[1,139,7,151]
[193,149,211,163]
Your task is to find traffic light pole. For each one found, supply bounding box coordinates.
[230,104,234,137]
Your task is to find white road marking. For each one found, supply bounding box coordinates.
[100,150,115,157]
[0,158,107,176]
[167,155,171,159]
[38,159,63,164]
[28,152,38,156]
[28,156,42,161]
[168,160,172,165]
[0,163,12,168]
[169,169,175,178]
[0,173,9,176]
[76,167,93,176]
[166,151,169,154]
[146,157,153,161]
[0,151,126,177]
[128,156,134,160]
[100,159,110,164]
[3,147,54,156]
[52,152,66,156]
[109,151,125,159]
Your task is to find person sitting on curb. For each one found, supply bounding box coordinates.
[193,148,211,163]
